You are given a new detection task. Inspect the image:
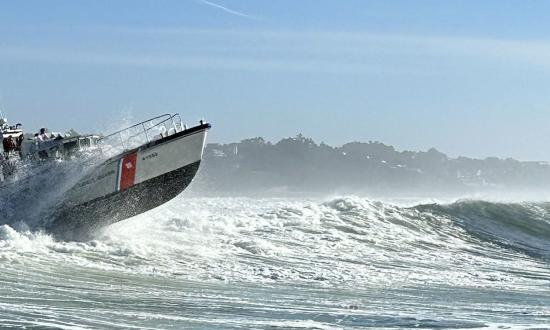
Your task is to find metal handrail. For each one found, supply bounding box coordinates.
[99,114,172,142]
[98,113,185,152]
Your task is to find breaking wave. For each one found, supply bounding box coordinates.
[415,201,550,261]
[0,194,548,328]
[1,195,548,282]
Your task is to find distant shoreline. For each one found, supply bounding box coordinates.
[188,135,550,196]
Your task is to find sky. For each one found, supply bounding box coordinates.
[1,0,550,160]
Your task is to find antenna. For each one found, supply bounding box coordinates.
[0,95,7,129]
[0,94,5,119]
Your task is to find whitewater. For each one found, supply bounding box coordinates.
[0,162,549,329]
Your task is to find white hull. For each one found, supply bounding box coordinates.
[66,126,208,207]
[49,123,210,239]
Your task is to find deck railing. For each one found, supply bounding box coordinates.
[98,113,185,152]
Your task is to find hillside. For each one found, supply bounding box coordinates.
[191,135,550,196]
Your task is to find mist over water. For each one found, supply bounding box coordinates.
[197,136,550,199]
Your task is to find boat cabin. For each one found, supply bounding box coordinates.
[1,117,100,160]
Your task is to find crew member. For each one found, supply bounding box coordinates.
[37,128,50,142]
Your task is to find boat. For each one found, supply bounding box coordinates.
[1,116,101,182]
[2,113,210,240]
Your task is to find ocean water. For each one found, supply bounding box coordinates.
[0,194,549,329]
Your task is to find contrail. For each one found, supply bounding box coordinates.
[194,0,261,20]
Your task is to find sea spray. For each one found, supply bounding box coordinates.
[0,148,107,230]
[0,196,548,328]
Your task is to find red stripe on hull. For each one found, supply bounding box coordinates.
[119,153,137,191]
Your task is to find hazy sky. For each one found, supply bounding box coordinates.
[1,0,550,160]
